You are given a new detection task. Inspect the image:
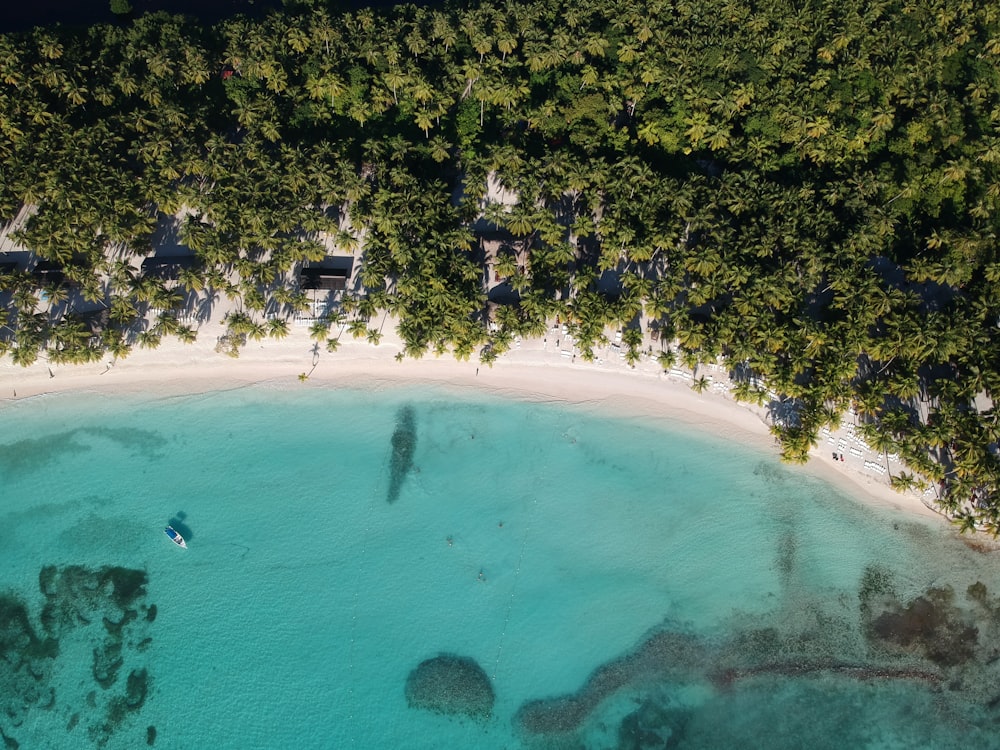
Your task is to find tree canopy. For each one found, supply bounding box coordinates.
[1,0,1000,527]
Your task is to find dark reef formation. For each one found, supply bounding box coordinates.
[710,661,942,690]
[38,564,148,636]
[617,698,689,750]
[92,640,125,689]
[0,565,156,748]
[513,568,1000,747]
[404,654,494,721]
[515,630,706,734]
[858,564,989,668]
[0,726,20,749]
[867,585,980,667]
[0,594,57,747]
[386,405,417,504]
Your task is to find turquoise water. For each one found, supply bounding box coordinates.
[2,385,1000,749]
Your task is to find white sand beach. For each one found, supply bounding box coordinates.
[0,309,947,525]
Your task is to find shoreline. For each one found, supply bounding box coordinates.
[0,319,946,524]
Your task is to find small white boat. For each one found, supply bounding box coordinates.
[164,526,187,549]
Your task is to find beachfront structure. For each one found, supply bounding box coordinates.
[299,256,354,292]
[1,0,999,527]
[140,255,200,281]
[31,261,70,287]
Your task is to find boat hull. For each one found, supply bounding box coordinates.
[164,526,188,549]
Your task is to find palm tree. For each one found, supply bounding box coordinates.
[309,319,330,342]
[889,472,921,494]
[137,329,162,349]
[267,318,290,339]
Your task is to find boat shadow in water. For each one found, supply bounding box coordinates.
[386,406,416,504]
[167,511,193,541]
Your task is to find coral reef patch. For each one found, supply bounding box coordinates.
[0,726,20,749]
[514,570,1000,746]
[515,630,705,734]
[0,594,58,734]
[404,654,494,721]
[617,697,688,750]
[867,585,980,666]
[38,565,148,637]
[0,565,155,748]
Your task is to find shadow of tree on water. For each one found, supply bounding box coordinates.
[387,406,417,504]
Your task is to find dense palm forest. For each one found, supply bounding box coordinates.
[1,0,999,527]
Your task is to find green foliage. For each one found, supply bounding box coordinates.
[2,0,1000,522]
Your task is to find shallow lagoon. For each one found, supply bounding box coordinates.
[2,385,999,748]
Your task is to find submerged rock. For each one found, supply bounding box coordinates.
[967,581,989,604]
[0,593,58,729]
[0,727,19,749]
[0,593,57,661]
[404,654,494,721]
[618,699,686,750]
[104,669,150,733]
[5,564,156,745]
[37,565,148,637]
[101,567,148,610]
[125,669,149,709]
[103,609,138,638]
[92,641,124,689]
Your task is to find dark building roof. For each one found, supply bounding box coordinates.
[141,255,199,280]
[300,256,354,291]
[32,261,67,286]
[300,267,349,291]
[0,261,17,274]
[79,308,111,334]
